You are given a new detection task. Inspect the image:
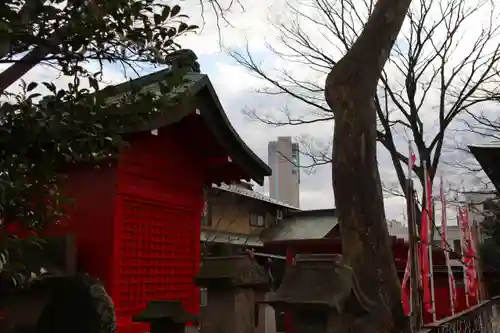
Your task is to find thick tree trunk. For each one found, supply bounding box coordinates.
[324,0,413,332]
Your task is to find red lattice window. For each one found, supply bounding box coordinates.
[113,196,198,318]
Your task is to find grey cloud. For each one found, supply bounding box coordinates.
[207,69,419,218]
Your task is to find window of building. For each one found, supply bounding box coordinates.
[250,213,265,227]
[292,151,299,174]
[200,288,208,307]
[453,239,462,255]
[292,156,298,175]
[265,212,276,227]
[291,145,300,184]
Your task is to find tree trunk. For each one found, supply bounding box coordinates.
[324,0,413,332]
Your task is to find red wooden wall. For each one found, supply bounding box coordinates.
[112,129,204,331]
[53,127,205,333]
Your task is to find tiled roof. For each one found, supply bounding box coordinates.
[213,183,299,209]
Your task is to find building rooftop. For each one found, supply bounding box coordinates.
[212,183,299,209]
[102,69,272,185]
[261,209,337,242]
[469,145,500,193]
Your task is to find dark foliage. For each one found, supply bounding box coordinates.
[0,0,198,282]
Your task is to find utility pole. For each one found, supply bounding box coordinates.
[407,178,422,331]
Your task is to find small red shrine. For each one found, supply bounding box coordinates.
[264,235,486,324]
[52,70,272,332]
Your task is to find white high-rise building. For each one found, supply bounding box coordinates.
[268,137,300,208]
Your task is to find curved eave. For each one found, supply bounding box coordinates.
[193,76,272,186]
[107,70,271,185]
[469,145,500,193]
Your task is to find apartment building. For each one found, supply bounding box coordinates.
[200,182,298,256]
[267,137,300,208]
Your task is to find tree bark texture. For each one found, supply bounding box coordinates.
[324,0,413,332]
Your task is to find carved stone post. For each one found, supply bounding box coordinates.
[262,254,371,333]
[133,300,197,333]
[195,255,270,333]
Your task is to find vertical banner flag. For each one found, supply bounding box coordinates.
[408,142,416,177]
[458,206,479,305]
[463,207,479,300]
[440,177,456,314]
[458,207,470,307]
[402,249,411,315]
[420,164,433,314]
[466,206,480,301]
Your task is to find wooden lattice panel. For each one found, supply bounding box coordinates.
[113,196,198,318]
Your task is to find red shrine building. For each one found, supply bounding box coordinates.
[51,70,272,332]
[262,212,485,328]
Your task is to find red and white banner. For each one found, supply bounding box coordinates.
[440,177,456,314]
[464,207,478,299]
[408,143,416,177]
[420,164,434,315]
[402,249,411,315]
[458,206,479,302]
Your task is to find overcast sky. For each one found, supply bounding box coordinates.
[176,0,499,223]
[5,0,499,224]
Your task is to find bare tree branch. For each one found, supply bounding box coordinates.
[230,0,500,205]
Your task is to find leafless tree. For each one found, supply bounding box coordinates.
[195,0,246,45]
[231,0,500,201]
[462,110,500,142]
[323,0,413,329]
[443,107,500,193]
[231,0,500,330]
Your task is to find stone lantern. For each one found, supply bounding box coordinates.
[262,254,371,333]
[195,255,270,333]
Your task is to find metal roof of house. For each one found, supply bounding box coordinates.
[284,208,335,218]
[264,210,338,242]
[213,183,299,209]
[200,230,263,247]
